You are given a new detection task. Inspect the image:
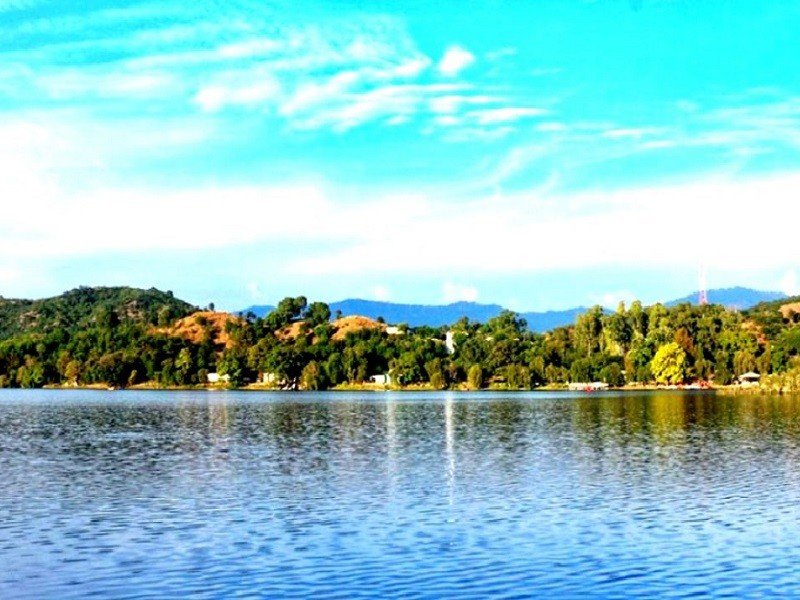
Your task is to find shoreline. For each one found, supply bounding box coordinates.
[33,382,761,393]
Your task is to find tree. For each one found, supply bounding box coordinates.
[64,360,81,385]
[467,364,483,390]
[651,342,688,385]
[16,358,44,388]
[733,349,756,376]
[300,361,326,390]
[304,302,331,327]
[175,347,193,384]
[426,358,447,389]
[599,362,624,387]
[574,306,604,356]
[604,302,632,356]
[505,364,530,389]
[265,296,307,331]
[570,358,593,383]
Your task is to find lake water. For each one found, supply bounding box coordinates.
[2,389,800,598]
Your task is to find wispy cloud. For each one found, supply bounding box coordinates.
[371,285,391,301]
[287,83,467,132]
[780,270,800,296]
[470,107,547,125]
[438,46,475,76]
[442,282,479,303]
[486,47,517,61]
[195,75,281,112]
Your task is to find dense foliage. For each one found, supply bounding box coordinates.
[1,287,800,390]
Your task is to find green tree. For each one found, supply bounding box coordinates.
[505,364,530,389]
[425,358,447,389]
[305,302,331,327]
[64,360,81,385]
[651,342,688,385]
[466,364,483,390]
[599,362,624,387]
[300,361,326,390]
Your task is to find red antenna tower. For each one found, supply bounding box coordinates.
[698,264,708,305]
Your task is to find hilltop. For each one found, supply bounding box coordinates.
[667,287,785,310]
[156,310,239,349]
[0,286,195,338]
[275,315,387,342]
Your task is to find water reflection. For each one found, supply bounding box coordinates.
[444,393,455,507]
[3,389,800,598]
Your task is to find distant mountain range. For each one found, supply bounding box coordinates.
[241,287,786,332]
[665,286,786,310]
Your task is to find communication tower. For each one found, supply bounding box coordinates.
[698,265,708,306]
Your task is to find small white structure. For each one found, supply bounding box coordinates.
[370,373,391,385]
[207,372,231,384]
[445,330,456,355]
[568,381,609,391]
[261,372,279,385]
[739,371,761,387]
[386,326,404,335]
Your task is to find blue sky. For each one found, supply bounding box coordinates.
[2,0,800,311]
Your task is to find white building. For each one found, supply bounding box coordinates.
[261,372,279,385]
[568,381,609,391]
[738,371,761,387]
[207,372,231,384]
[445,330,456,355]
[370,373,391,385]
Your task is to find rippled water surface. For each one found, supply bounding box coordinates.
[3,390,800,598]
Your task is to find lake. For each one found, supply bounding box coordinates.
[2,389,800,598]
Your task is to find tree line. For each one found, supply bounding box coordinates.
[1,288,800,390]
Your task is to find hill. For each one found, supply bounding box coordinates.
[157,310,238,349]
[241,287,781,332]
[275,315,387,342]
[0,286,196,339]
[666,287,785,310]
[520,307,588,332]
[333,299,506,328]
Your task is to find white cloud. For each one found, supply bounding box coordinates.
[246,281,269,302]
[289,173,800,277]
[470,107,547,125]
[595,291,638,309]
[429,95,497,120]
[371,285,391,301]
[442,282,479,303]
[438,46,475,77]
[288,83,465,132]
[4,120,800,286]
[602,127,664,139]
[0,266,21,285]
[486,47,517,61]
[535,122,568,133]
[194,77,281,112]
[217,38,283,59]
[780,270,800,296]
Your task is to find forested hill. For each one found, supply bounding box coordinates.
[667,287,785,310]
[241,300,586,331]
[241,288,783,331]
[0,286,196,338]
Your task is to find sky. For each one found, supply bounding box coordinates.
[2,0,800,311]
